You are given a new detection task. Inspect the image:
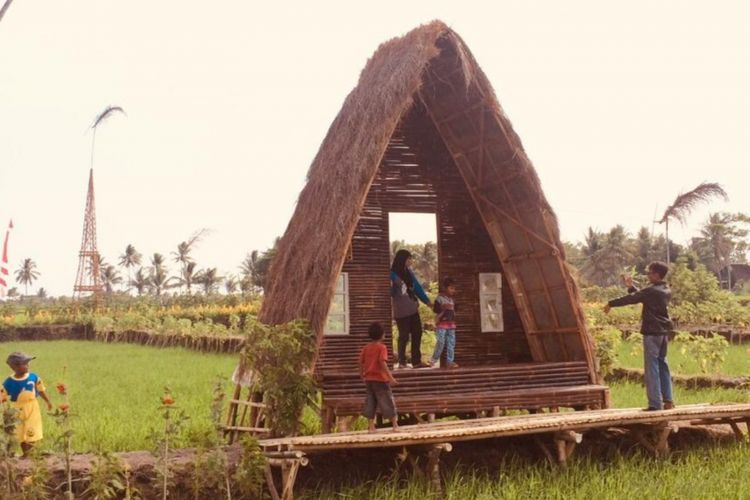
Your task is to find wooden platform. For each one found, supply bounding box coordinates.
[258,403,750,499]
[261,403,750,452]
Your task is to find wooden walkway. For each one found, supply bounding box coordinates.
[258,403,750,500]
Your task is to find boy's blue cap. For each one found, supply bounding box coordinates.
[6,352,35,365]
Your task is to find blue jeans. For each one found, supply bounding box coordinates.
[643,334,673,409]
[431,328,456,364]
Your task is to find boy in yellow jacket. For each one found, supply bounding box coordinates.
[1,352,53,456]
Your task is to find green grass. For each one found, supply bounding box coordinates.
[608,381,749,408]
[1,340,237,453]
[2,339,748,456]
[301,445,750,499]
[614,342,750,377]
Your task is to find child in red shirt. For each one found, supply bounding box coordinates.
[359,322,398,432]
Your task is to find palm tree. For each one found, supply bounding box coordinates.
[119,244,142,290]
[239,251,260,292]
[151,253,166,270]
[239,275,254,298]
[692,213,750,289]
[600,225,633,279]
[580,228,607,286]
[129,268,149,296]
[658,182,728,265]
[101,265,123,294]
[90,106,125,171]
[632,227,653,274]
[240,241,279,292]
[224,275,238,295]
[196,268,223,295]
[172,230,208,294]
[0,0,15,24]
[14,258,39,296]
[414,242,438,285]
[147,253,173,296]
[176,262,199,295]
[149,268,171,297]
[36,288,47,299]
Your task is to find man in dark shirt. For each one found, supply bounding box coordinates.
[604,261,675,411]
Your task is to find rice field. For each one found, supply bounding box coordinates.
[2,339,749,500]
[1,340,237,453]
[614,342,750,377]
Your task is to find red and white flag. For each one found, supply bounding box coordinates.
[0,220,12,295]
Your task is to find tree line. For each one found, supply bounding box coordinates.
[6,201,748,299]
[6,233,280,299]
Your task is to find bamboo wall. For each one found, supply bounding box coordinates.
[319,103,532,371]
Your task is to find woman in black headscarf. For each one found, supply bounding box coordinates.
[390,249,432,368]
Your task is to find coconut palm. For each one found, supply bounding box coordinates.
[129,268,149,296]
[149,268,171,297]
[196,268,222,295]
[658,182,728,265]
[413,242,438,285]
[692,213,750,289]
[147,253,174,296]
[101,265,123,294]
[151,253,166,270]
[0,0,15,24]
[600,225,633,278]
[224,275,238,295]
[239,251,260,289]
[172,230,208,294]
[176,262,199,295]
[14,258,39,295]
[90,106,125,171]
[172,230,207,265]
[119,244,142,289]
[240,243,278,292]
[580,228,607,286]
[239,275,254,298]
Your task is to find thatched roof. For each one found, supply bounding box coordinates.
[260,21,591,369]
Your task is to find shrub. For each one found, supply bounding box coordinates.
[673,331,729,375]
[240,319,317,436]
[592,327,622,377]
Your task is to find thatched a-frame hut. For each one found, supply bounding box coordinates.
[233,21,609,434]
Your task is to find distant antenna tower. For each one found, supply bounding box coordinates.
[73,106,125,303]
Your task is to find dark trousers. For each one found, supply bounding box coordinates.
[396,313,423,365]
[362,381,397,419]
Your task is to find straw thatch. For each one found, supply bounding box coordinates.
[260,21,588,365]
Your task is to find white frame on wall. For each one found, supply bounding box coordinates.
[324,272,350,335]
[479,272,504,332]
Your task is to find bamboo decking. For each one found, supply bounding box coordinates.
[260,403,750,452]
[259,403,750,499]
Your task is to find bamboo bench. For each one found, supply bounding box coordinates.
[318,361,608,431]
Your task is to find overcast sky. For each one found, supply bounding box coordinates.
[1,1,747,296]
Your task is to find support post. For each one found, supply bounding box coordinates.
[632,422,678,457]
[728,421,746,442]
[321,407,334,434]
[553,430,583,466]
[264,454,309,500]
[426,443,453,496]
